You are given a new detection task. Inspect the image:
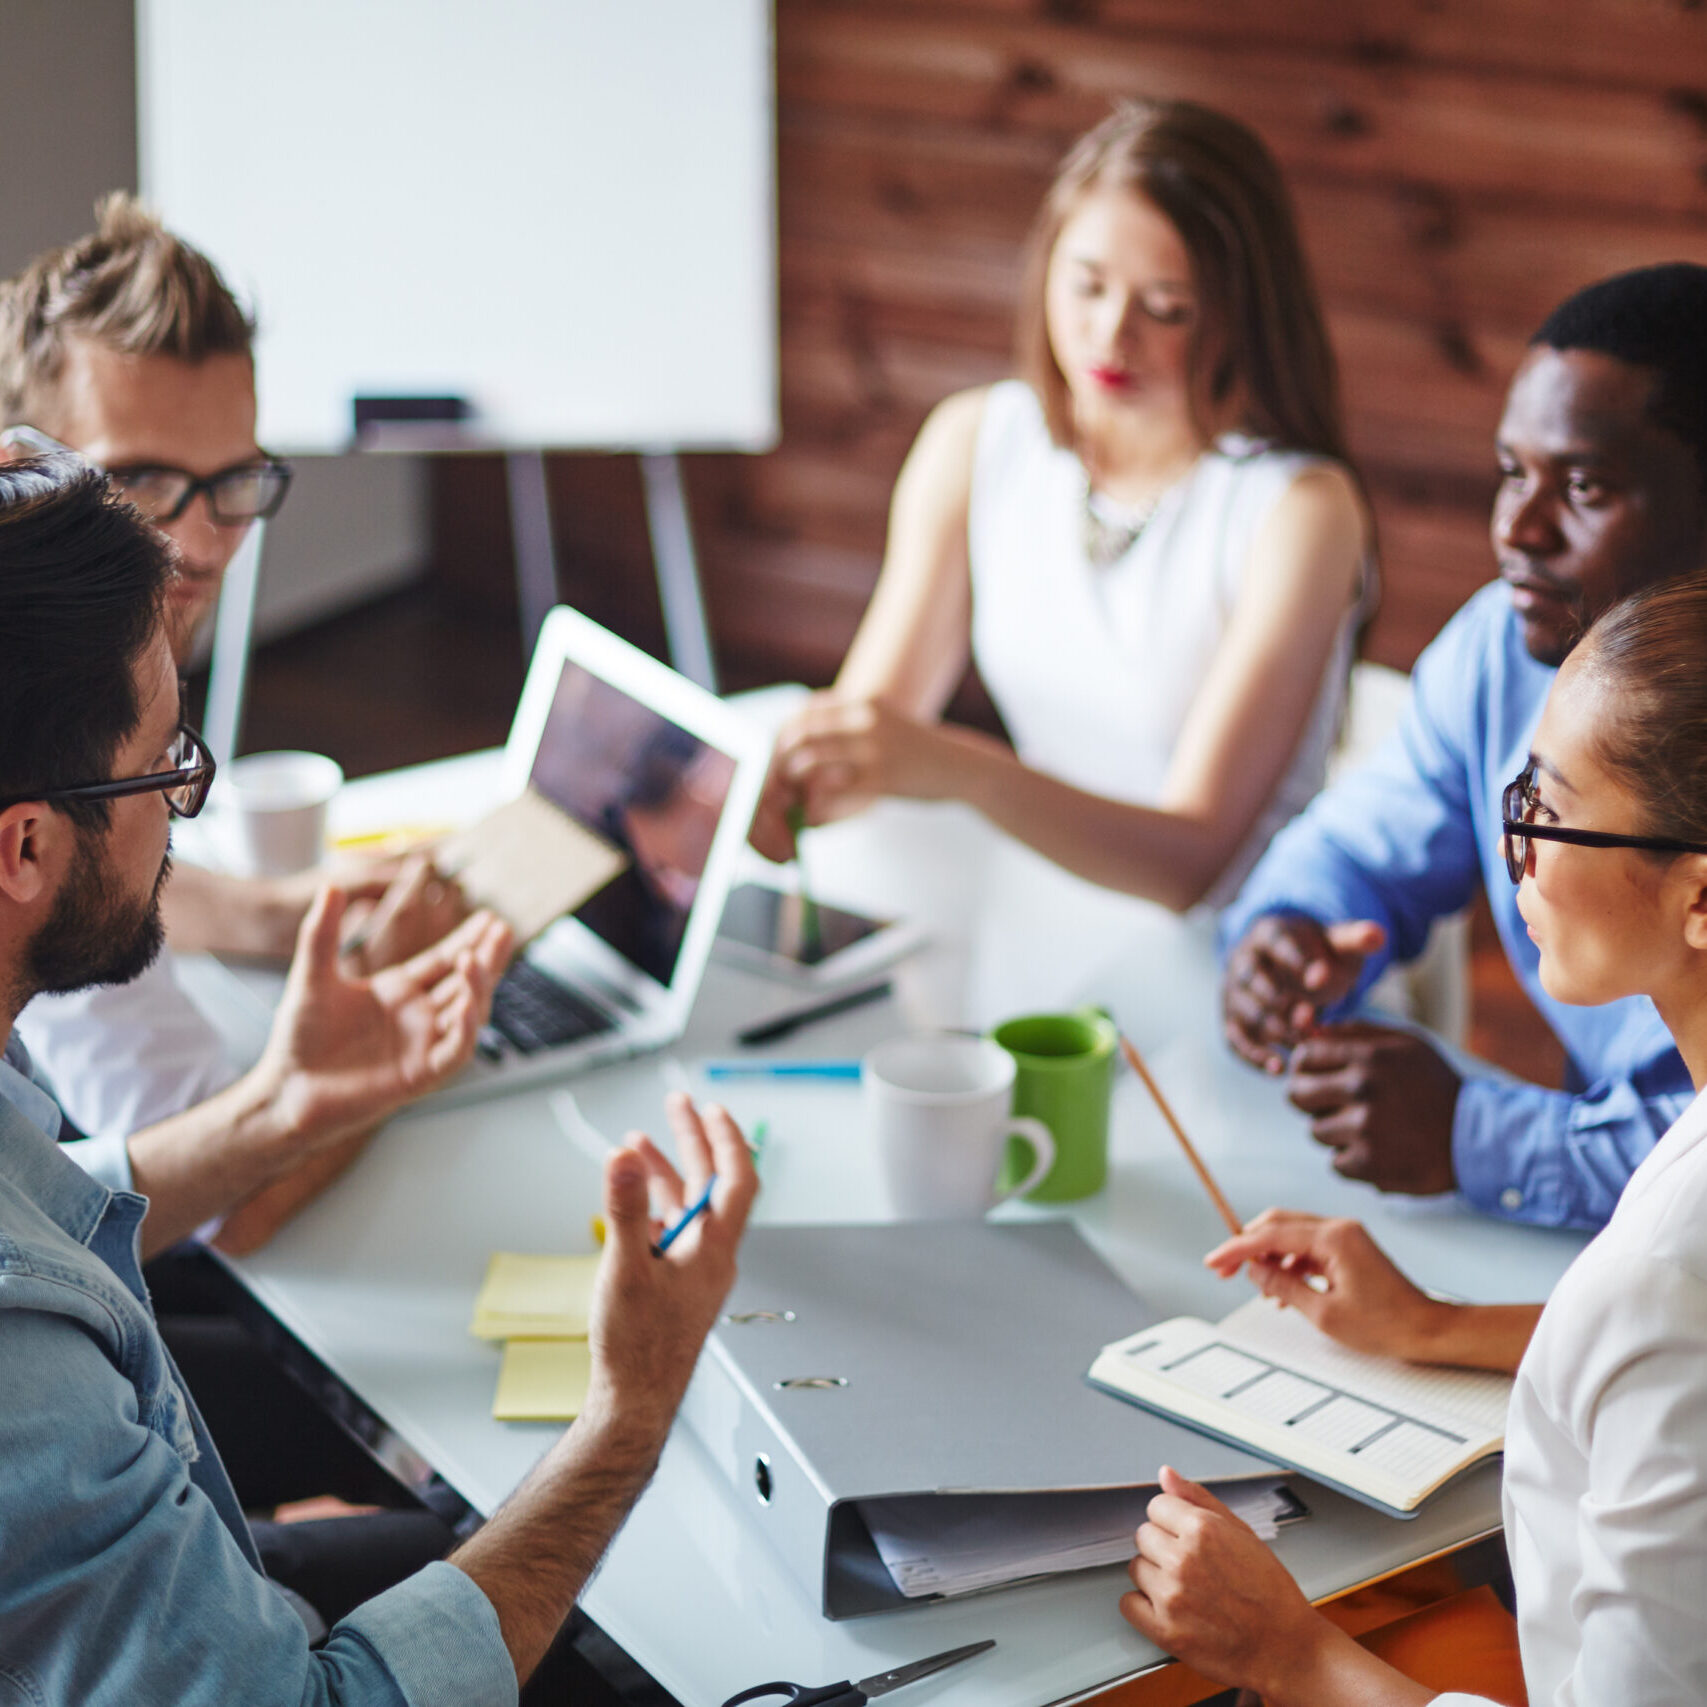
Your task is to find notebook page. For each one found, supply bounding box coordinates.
[1217,1296,1511,1438]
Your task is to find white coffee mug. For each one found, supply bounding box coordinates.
[864,1034,1056,1220]
[218,750,344,878]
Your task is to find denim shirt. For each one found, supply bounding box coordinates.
[0,1038,515,1707]
[1222,582,1692,1231]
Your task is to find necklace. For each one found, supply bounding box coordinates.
[1082,479,1159,570]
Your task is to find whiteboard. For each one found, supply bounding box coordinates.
[137,0,777,454]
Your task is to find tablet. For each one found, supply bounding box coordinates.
[713,882,924,985]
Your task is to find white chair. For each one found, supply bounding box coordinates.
[1330,661,1471,1048]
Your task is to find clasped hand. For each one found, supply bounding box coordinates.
[1222,914,1461,1196]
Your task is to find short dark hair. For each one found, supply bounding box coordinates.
[0,458,171,829]
[1532,264,1707,489]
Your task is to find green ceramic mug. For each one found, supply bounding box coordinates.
[989,1006,1118,1202]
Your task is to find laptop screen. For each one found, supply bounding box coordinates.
[527,658,738,988]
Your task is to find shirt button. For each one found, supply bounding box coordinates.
[1500,1187,1524,1212]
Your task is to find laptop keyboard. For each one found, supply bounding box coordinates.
[486,959,618,1055]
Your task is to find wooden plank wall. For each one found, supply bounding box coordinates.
[429,0,1707,695]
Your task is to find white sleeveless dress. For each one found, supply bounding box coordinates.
[967,380,1367,906]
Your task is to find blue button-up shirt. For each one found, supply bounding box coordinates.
[0,1037,516,1706]
[1222,582,1692,1230]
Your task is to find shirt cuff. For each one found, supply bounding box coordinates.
[1451,1077,1564,1224]
[329,1560,516,1707]
[59,1128,136,1194]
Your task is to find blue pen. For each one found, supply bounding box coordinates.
[652,1175,717,1257]
[701,1060,862,1081]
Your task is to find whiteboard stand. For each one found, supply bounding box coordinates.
[504,449,561,657]
[640,449,717,693]
[203,520,268,766]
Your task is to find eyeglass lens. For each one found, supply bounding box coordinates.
[1502,769,1535,883]
[110,463,291,525]
[164,728,215,818]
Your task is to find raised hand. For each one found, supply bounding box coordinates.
[584,1094,760,1437]
[1221,913,1386,1073]
[256,885,512,1151]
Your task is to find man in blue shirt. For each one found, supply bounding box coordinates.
[1222,265,1707,1230]
[0,457,759,1703]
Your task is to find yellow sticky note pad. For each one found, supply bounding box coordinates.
[470,1252,602,1341]
[493,1339,593,1422]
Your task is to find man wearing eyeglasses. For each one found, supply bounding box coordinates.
[0,198,516,1625]
[0,195,464,1155]
[0,456,757,1705]
[1220,265,1707,1231]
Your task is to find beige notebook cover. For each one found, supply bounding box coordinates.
[1088,1295,1512,1516]
[437,785,627,946]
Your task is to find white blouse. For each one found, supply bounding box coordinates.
[1437,1082,1707,1705]
[966,381,1366,906]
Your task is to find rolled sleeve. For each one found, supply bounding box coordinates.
[329,1562,515,1707]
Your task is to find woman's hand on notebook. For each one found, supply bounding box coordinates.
[1203,1209,1447,1362]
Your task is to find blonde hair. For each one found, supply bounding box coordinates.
[0,192,253,428]
[1014,100,1346,462]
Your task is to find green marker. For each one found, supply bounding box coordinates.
[785,802,823,961]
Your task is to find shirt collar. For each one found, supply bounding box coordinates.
[0,1030,116,1249]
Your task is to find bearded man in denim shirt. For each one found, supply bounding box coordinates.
[0,459,758,1706]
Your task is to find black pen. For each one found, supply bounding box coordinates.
[735,980,894,1047]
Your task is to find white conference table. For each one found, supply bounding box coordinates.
[209,748,1589,1707]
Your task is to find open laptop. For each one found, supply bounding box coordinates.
[419,604,769,1108]
[182,605,770,1107]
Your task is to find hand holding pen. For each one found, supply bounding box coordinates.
[582,1093,759,1431]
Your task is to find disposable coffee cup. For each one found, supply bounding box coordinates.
[864,1033,1054,1220]
[219,750,343,877]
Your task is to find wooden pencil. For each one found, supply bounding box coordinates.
[1118,1033,1242,1237]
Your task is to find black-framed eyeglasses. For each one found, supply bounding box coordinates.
[0,724,217,820]
[0,423,292,524]
[1501,761,1707,883]
[104,458,293,524]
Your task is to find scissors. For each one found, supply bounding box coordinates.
[721,1638,996,1706]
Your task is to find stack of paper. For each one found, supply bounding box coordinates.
[470,1252,603,1421]
[859,1481,1306,1600]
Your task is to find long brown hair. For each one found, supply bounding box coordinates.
[1014,100,1347,463]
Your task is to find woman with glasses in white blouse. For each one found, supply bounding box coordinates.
[1122,576,1707,1703]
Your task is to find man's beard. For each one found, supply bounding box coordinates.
[26,831,170,998]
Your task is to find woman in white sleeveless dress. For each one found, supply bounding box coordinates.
[1120,580,1707,1702]
[752,100,1372,909]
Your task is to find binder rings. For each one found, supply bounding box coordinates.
[677,1221,1279,1618]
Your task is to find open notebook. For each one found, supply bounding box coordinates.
[1087,1295,1513,1517]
